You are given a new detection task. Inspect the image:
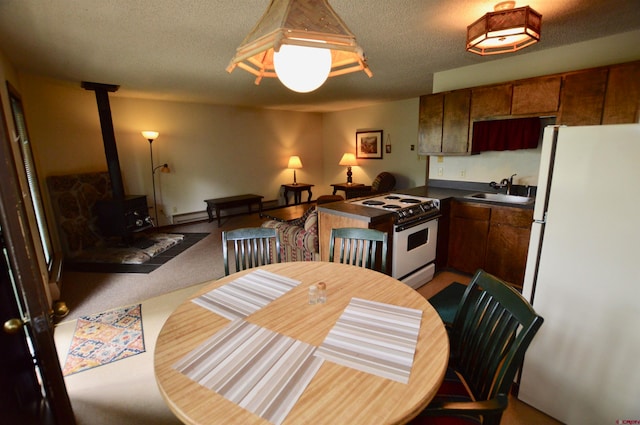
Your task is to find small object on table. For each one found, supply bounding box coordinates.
[317,282,327,303]
[308,284,318,304]
[204,194,263,227]
[282,183,314,205]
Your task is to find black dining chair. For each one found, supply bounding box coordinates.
[408,269,544,425]
[329,227,388,273]
[222,227,280,276]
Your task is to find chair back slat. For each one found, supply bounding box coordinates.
[449,270,544,402]
[329,227,388,273]
[222,227,280,276]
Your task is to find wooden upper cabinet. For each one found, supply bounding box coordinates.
[602,61,640,124]
[471,84,512,119]
[442,89,471,154]
[418,90,471,154]
[418,93,444,154]
[558,68,608,125]
[512,76,561,115]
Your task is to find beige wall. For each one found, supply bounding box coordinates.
[18,74,324,226]
[322,98,428,191]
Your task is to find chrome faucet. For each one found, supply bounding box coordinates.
[490,174,517,194]
[500,174,517,195]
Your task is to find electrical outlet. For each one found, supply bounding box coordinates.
[438,167,443,176]
[460,169,466,178]
[172,206,178,213]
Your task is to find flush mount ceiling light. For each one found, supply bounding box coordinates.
[226,0,372,93]
[466,1,541,56]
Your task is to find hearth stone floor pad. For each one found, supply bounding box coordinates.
[67,232,209,273]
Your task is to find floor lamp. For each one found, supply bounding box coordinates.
[142,131,170,227]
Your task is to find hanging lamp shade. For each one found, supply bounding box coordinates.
[466,1,541,56]
[226,0,372,92]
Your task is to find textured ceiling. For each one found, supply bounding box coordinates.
[0,0,639,112]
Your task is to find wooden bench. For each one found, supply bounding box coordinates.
[204,194,264,227]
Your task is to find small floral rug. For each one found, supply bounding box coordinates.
[62,304,145,376]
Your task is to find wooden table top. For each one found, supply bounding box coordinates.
[154,262,448,425]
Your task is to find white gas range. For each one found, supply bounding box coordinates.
[350,193,440,289]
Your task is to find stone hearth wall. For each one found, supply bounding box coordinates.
[46,172,112,258]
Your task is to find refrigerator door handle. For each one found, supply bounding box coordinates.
[533,212,548,224]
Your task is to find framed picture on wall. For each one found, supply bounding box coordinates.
[356,130,383,159]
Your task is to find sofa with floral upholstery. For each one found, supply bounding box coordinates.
[261,205,319,261]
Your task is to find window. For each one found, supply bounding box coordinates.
[6,82,55,272]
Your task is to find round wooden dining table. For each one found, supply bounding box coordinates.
[154,261,448,425]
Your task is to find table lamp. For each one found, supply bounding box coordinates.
[287,155,303,185]
[338,153,358,184]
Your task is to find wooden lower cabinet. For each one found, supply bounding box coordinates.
[448,202,490,275]
[447,201,533,287]
[484,206,533,287]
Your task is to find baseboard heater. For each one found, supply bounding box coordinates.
[171,199,280,225]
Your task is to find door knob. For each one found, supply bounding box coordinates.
[3,318,25,334]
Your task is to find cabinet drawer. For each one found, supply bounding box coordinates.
[490,207,533,227]
[451,202,491,220]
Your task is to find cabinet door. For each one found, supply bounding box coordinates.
[418,94,444,154]
[558,68,608,125]
[471,84,512,119]
[448,202,490,274]
[512,76,561,115]
[442,90,471,154]
[484,207,533,287]
[602,61,640,124]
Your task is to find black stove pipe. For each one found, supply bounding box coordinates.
[81,81,125,200]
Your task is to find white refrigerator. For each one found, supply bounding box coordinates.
[519,124,640,424]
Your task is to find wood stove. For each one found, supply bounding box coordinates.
[82,81,152,239]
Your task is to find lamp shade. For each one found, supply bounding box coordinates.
[288,155,303,169]
[142,130,159,141]
[466,2,541,56]
[274,44,332,93]
[338,153,357,166]
[227,0,372,92]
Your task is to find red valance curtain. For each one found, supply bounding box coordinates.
[472,117,541,153]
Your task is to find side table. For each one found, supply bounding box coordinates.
[282,183,314,205]
[331,182,366,198]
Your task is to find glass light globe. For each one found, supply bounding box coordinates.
[273,44,332,93]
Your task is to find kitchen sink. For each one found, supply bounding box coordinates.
[464,192,535,205]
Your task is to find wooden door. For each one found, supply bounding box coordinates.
[0,96,75,424]
[442,89,471,154]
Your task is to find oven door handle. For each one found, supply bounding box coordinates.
[395,215,440,232]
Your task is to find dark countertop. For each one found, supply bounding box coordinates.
[317,182,535,220]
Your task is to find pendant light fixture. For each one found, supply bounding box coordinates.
[227,0,372,93]
[466,1,541,56]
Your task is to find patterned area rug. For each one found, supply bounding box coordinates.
[62,304,145,376]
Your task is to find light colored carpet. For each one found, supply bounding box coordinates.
[59,212,269,322]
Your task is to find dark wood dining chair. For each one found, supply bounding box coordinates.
[222,227,280,276]
[409,269,544,425]
[329,227,388,272]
